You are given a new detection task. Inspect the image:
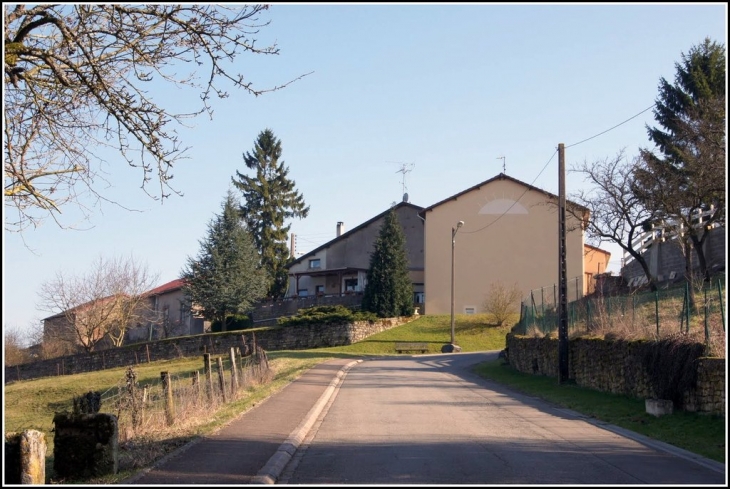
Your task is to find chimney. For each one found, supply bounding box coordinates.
[336,221,344,237]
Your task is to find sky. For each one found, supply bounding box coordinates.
[3,3,728,341]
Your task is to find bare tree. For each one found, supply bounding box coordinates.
[4,4,310,232]
[482,281,522,327]
[568,150,659,291]
[4,325,30,366]
[38,255,160,352]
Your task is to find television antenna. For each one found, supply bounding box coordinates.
[497,156,506,173]
[390,161,415,200]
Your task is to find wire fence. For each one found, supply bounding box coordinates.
[97,345,271,442]
[515,276,726,356]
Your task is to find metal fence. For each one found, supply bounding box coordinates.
[516,276,726,350]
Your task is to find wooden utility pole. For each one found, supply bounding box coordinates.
[558,143,569,383]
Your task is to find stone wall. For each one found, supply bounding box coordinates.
[251,293,365,325]
[5,317,411,384]
[506,334,725,416]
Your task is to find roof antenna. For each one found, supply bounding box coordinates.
[393,161,415,202]
[497,156,506,174]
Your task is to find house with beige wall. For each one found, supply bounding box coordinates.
[419,173,590,315]
[287,200,425,302]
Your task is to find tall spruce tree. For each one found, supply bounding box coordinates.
[181,191,267,330]
[362,209,414,318]
[635,38,726,282]
[232,129,309,298]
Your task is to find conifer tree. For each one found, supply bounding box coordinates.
[232,129,309,298]
[635,38,726,282]
[181,191,267,330]
[362,209,413,318]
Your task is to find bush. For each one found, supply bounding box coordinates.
[482,281,522,326]
[210,314,253,332]
[278,305,378,327]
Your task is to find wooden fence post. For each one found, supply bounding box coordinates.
[229,347,239,395]
[216,357,228,403]
[146,344,151,363]
[161,371,175,426]
[192,371,201,404]
[203,353,213,403]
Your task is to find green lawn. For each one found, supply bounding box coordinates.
[4,312,725,482]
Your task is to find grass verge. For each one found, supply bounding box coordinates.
[472,359,726,463]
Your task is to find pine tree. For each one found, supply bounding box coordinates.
[362,209,414,318]
[636,38,726,282]
[232,129,309,298]
[181,192,267,330]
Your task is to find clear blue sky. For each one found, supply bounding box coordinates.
[3,3,727,340]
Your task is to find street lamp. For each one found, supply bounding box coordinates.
[444,220,464,353]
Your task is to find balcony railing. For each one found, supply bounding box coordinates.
[622,206,722,267]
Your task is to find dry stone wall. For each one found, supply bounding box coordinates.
[5,317,410,383]
[506,334,725,416]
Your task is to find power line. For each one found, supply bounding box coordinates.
[296,236,325,247]
[461,103,657,236]
[566,104,656,148]
[461,149,558,235]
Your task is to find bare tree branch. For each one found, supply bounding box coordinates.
[4,4,310,232]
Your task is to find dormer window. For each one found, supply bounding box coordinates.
[309,259,321,269]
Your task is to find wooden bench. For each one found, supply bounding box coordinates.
[395,342,429,354]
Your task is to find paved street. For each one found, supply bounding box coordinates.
[126,352,725,485]
[280,353,726,485]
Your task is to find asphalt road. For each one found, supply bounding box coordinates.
[278,352,726,485]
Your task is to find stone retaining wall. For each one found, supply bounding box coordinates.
[252,293,364,324]
[506,334,725,416]
[5,317,411,384]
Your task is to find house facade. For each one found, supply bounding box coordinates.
[43,279,210,349]
[419,173,589,315]
[126,278,209,342]
[286,200,425,303]
[42,297,116,354]
[584,244,611,295]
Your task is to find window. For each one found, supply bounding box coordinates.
[298,289,309,297]
[309,259,321,269]
[344,278,358,292]
[315,285,325,295]
[414,292,425,303]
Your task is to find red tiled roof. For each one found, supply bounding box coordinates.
[144,278,186,296]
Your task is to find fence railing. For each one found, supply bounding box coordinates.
[516,276,726,353]
[622,207,722,267]
[100,344,271,441]
[524,276,584,316]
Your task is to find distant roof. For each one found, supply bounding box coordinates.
[144,278,185,296]
[43,279,185,321]
[42,294,121,321]
[288,201,424,267]
[418,172,589,216]
[584,243,611,257]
